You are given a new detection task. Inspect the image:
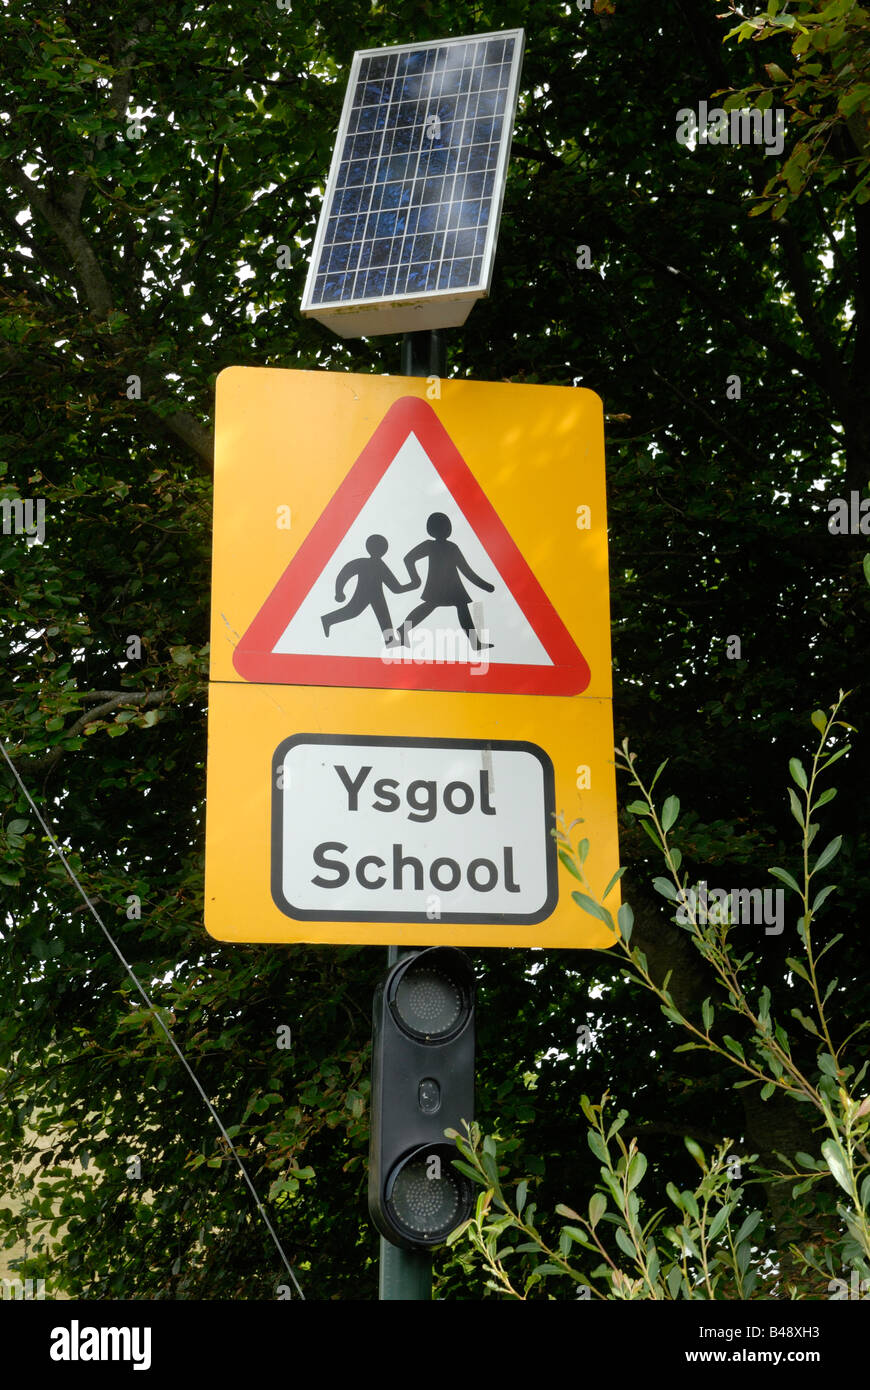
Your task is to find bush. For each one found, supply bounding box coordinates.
[448,694,870,1299]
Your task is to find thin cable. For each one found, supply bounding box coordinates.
[0,740,305,1300]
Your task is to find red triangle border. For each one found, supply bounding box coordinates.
[232,396,591,696]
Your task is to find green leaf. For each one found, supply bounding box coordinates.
[761,1081,776,1100]
[684,1137,706,1168]
[733,1211,762,1246]
[617,902,634,943]
[8,819,29,834]
[601,866,626,899]
[785,957,811,984]
[681,1191,700,1222]
[661,795,679,832]
[821,1139,852,1195]
[702,997,714,1031]
[708,1203,731,1241]
[811,884,837,913]
[626,800,651,817]
[812,787,836,810]
[638,819,664,850]
[558,849,582,882]
[791,1008,820,1037]
[587,1130,609,1163]
[571,891,612,926]
[615,1227,637,1259]
[588,1192,606,1228]
[774,1023,792,1056]
[789,757,807,790]
[787,787,804,827]
[723,1035,745,1061]
[451,1160,486,1186]
[652,876,677,902]
[812,836,842,876]
[516,1180,528,1214]
[769,866,801,895]
[819,747,849,771]
[816,932,843,962]
[480,1150,499,1186]
[649,760,668,790]
[626,1152,647,1191]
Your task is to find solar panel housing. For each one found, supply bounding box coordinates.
[301,30,524,338]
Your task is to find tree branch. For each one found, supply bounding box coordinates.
[11,165,114,321]
[154,408,214,469]
[23,691,172,773]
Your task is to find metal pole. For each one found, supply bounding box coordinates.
[400,329,447,380]
[377,942,433,1299]
[378,1235,432,1299]
[376,330,446,1301]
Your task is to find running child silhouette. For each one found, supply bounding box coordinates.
[321,534,414,644]
[397,511,495,652]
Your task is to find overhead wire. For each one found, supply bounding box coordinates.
[0,738,306,1300]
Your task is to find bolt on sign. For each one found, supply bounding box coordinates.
[205,368,619,947]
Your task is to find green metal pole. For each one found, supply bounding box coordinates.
[376,331,446,1301]
[379,1239,432,1299]
[378,941,432,1300]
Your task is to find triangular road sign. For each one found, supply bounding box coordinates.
[232,396,591,695]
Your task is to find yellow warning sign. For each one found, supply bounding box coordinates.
[206,368,619,947]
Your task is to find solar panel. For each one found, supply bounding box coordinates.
[301,29,525,339]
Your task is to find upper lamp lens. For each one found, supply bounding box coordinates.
[393,964,465,1040]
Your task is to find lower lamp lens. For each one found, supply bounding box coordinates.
[386,1149,469,1242]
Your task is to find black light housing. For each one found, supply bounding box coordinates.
[369,947,475,1250]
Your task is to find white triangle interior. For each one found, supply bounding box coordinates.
[272,432,553,667]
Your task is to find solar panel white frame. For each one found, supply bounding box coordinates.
[301,29,525,338]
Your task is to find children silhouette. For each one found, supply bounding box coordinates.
[397,512,495,652]
[321,534,415,644]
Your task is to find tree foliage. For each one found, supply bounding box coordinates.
[1,0,868,1299]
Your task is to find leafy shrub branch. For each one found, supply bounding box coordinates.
[448,694,869,1297]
